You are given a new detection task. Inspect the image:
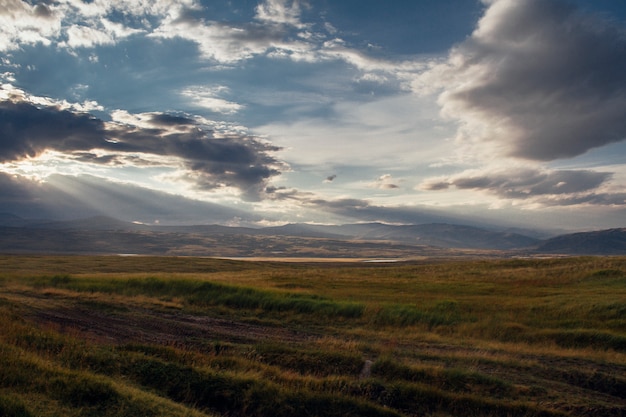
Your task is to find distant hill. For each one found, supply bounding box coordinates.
[533,228,626,255]
[0,213,27,227]
[262,222,539,250]
[396,223,538,250]
[0,213,623,256]
[29,215,147,231]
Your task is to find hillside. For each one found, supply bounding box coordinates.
[0,214,624,256]
[534,228,626,255]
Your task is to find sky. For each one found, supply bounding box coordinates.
[1,0,626,231]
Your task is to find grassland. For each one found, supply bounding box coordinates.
[0,255,625,416]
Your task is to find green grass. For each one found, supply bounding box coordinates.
[0,255,625,416]
[32,275,365,319]
[374,299,464,328]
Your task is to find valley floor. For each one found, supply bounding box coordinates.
[1,255,625,416]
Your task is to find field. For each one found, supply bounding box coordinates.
[0,255,625,417]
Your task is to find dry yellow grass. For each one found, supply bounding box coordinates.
[1,255,625,416]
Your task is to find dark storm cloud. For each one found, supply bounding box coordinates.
[421,167,619,203]
[0,99,283,199]
[0,100,107,161]
[33,4,53,18]
[433,0,626,160]
[148,113,196,127]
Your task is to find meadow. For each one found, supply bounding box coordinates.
[0,255,625,416]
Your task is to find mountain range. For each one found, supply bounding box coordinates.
[0,213,624,257]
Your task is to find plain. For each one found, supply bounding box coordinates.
[0,255,625,417]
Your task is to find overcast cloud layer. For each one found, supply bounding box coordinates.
[0,0,625,230]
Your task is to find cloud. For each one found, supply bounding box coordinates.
[368,174,399,190]
[305,197,473,225]
[320,39,425,85]
[0,97,283,200]
[63,18,145,48]
[419,166,626,205]
[147,0,425,83]
[150,0,317,64]
[181,86,244,114]
[0,0,61,51]
[263,184,473,225]
[255,0,306,28]
[0,84,104,112]
[0,172,261,224]
[418,0,626,161]
[1,0,421,95]
[153,19,286,63]
[258,175,626,228]
[0,0,192,52]
[0,99,107,161]
[533,192,626,207]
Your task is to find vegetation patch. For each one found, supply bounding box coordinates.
[36,276,365,319]
[373,300,462,328]
[371,357,513,397]
[254,343,365,376]
[0,255,625,416]
[0,393,32,417]
[536,329,626,352]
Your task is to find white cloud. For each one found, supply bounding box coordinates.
[0,83,103,112]
[62,0,194,20]
[151,1,318,64]
[0,0,61,51]
[64,25,114,48]
[0,0,192,51]
[151,19,272,63]
[321,41,422,74]
[255,0,306,28]
[180,86,244,114]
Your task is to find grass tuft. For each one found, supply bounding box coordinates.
[373,300,462,328]
[538,329,626,352]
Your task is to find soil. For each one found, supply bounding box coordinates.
[31,304,313,347]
